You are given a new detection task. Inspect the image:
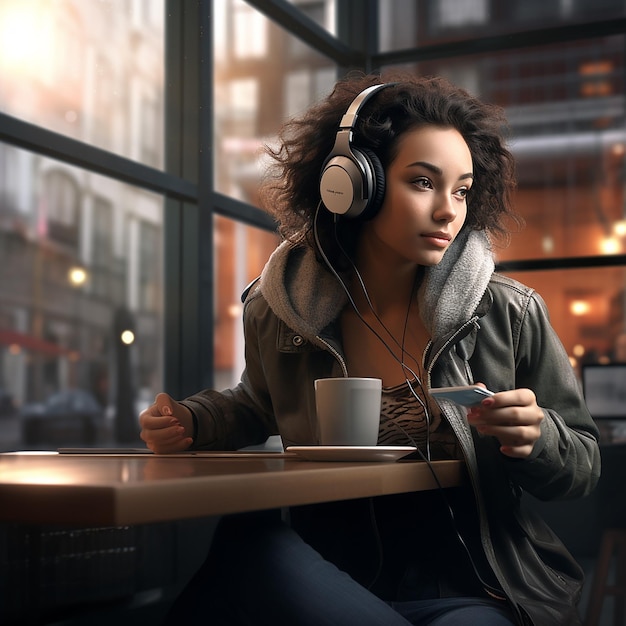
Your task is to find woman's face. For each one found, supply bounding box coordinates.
[360,125,473,268]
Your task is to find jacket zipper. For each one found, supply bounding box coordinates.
[425,317,521,619]
[315,335,349,377]
[424,316,478,385]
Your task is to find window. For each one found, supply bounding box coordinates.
[435,0,489,29]
[91,56,115,150]
[213,216,278,389]
[0,1,165,451]
[505,267,626,375]
[91,197,114,300]
[0,0,165,166]
[139,91,161,168]
[233,0,267,58]
[214,2,336,205]
[378,0,626,50]
[42,170,81,249]
[1,0,625,445]
[138,220,160,312]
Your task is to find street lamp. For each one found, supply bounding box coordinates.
[67,266,89,389]
[120,330,135,345]
[113,307,138,443]
[68,266,88,287]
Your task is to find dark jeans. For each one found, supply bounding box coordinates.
[166,513,517,626]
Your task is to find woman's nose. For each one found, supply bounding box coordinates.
[433,193,457,222]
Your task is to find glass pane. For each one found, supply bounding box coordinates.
[0,144,164,451]
[213,215,279,390]
[214,0,337,207]
[285,0,337,35]
[0,0,165,168]
[378,0,626,51]
[382,35,626,263]
[504,265,626,442]
[502,266,626,372]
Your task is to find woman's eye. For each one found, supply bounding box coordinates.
[455,187,470,199]
[413,177,432,189]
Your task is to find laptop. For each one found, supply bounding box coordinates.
[582,363,626,420]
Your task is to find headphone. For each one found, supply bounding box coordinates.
[319,83,394,220]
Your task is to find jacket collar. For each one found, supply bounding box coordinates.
[259,228,495,345]
[418,228,495,338]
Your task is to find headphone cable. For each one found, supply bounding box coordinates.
[313,203,504,600]
[327,211,433,458]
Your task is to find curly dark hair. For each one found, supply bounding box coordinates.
[260,71,520,264]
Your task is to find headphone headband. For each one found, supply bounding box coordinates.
[319,83,394,220]
[338,83,391,130]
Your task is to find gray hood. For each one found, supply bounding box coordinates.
[260,228,495,343]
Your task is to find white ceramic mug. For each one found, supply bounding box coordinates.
[314,377,382,446]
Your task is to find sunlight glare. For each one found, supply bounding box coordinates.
[0,5,53,73]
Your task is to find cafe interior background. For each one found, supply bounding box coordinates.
[1,0,626,624]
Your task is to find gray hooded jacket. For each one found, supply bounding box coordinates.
[183,229,600,625]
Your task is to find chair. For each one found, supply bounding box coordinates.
[584,528,626,626]
[584,443,626,626]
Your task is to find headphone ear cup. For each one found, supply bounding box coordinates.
[319,147,386,220]
[319,83,393,220]
[356,147,386,220]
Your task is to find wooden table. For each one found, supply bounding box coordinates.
[0,451,466,526]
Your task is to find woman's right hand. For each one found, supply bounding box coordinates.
[139,392,194,454]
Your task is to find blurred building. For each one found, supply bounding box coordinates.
[0,0,164,416]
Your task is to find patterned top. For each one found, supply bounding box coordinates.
[378,379,460,460]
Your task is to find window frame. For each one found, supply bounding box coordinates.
[0,0,624,397]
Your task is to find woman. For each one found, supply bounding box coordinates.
[140,73,600,625]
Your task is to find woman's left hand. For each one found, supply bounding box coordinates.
[466,386,544,459]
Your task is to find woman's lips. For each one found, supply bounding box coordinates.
[421,232,452,248]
